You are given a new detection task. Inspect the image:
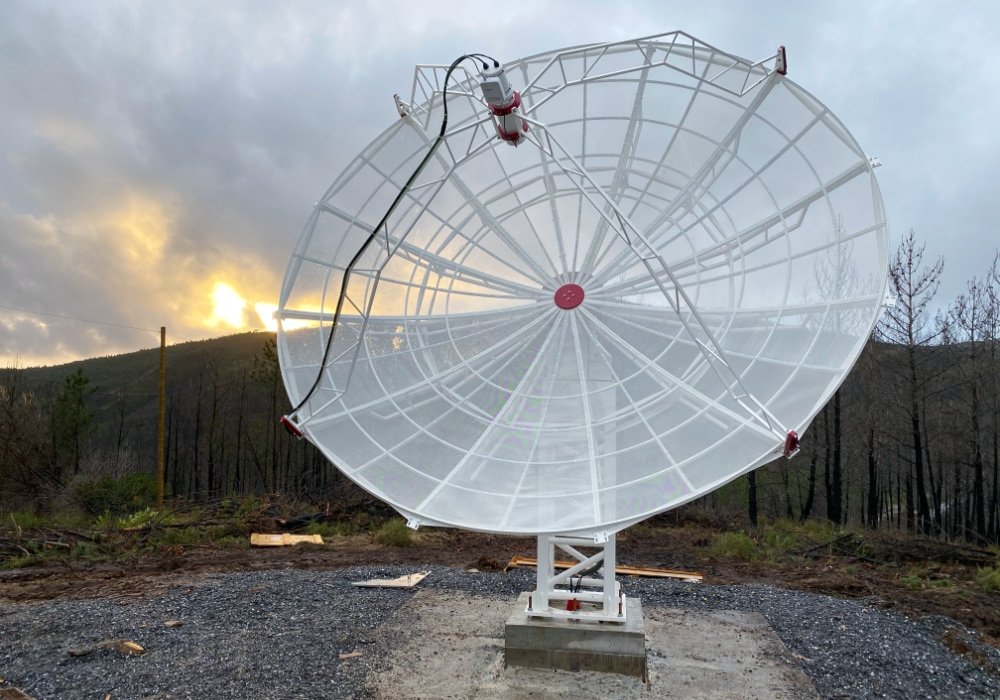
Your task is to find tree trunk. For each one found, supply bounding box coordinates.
[207,380,218,499]
[781,461,794,519]
[972,384,987,539]
[867,427,878,528]
[234,370,246,495]
[830,391,843,525]
[905,469,915,532]
[989,428,999,541]
[923,410,942,535]
[800,435,818,522]
[911,408,931,533]
[193,377,203,499]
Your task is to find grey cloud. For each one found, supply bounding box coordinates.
[2,0,1000,364]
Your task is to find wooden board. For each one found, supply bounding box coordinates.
[352,571,429,588]
[250,533,324,547]
[505,555,703,583]
[0,689,39,700]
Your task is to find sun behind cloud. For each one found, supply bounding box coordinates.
[207,282,248,327]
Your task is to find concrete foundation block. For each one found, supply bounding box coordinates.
[504,592,647,679]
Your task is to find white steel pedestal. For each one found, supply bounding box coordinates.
[527,533,625,623]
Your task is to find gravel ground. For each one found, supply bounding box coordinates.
[1,565,998,699]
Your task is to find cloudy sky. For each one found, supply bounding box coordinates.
[1,1,998,367]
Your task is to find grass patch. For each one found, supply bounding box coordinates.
[975,565,1000,593]
[1,539,107,570]
[205,523,244,540]
[708,531,759,561]
[2,553,44,569]
[4,510,48,530]
[373,518,414,547]
[304,521,352,538]
[74,473,158,517]
[796,518,840,541]
[899,564,956,591]
[762,526,799,554]
[213,535,250,549]
[154,526,205,547]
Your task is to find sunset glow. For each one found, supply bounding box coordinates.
[254,302,280,332]
[254,302,314,333]
[207,282,248,328]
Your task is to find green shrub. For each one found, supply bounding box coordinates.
[75,473,158,517]
[708,531,759,561]
[762,527,798,553]
[156,526,203,546]
[975,565,1000,593]
[373,518,413,547]
[305,521,352,538]
[117,507,161,529]
[236,495,264,519]
[797,519,839,542]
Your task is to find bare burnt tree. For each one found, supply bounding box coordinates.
[876,230,945,534]
[812,226,865,526]
[986,255,1000,539]
[0,365,56,509]
[948,276,991,540]
[848,340,887,529]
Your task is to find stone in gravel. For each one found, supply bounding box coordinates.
[164,620,183,628]
[109,641,144,656]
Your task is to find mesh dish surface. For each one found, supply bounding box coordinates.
[277,35,888,536]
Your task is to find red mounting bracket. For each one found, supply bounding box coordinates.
[783,429,799,458]
[280,415,304,440]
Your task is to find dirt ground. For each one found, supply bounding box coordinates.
[2,522,998,657]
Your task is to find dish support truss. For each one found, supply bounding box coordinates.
[283,31,795,449]
[529,533,625,623]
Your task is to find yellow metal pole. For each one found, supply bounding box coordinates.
[157,326,166,511]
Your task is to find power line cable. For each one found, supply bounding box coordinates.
[0,303,194,341]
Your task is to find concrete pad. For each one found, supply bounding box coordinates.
[645,608,817,699]
[369,590,818,699]
[505,592,647,678]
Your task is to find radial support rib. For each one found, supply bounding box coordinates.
[521,114,787,441]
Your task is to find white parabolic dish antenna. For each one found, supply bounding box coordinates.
[276,33,889,540]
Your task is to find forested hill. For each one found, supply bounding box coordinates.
[2,331,338,504]
[3,317,1000,547]
[19,331,271,393]
[14,331,277,460]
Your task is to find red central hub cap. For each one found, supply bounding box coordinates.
[554,283,585,310]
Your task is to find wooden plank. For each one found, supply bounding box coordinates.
[250,533,324,547]
[352,571,429,588]
[505,555,703,583]
[0,690,40,700]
